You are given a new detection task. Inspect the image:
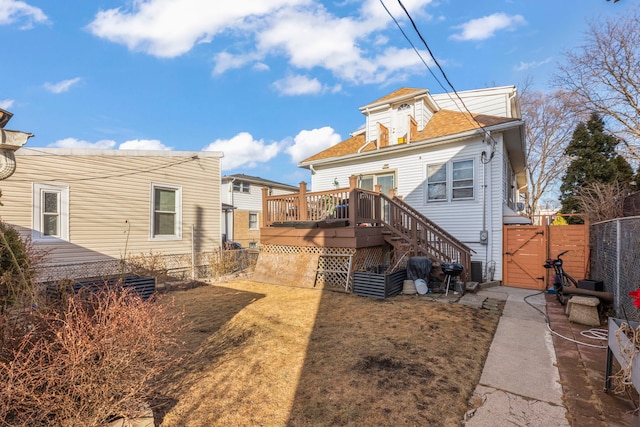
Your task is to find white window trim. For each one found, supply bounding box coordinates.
[150,183,182,241]
[248,212,259,230]
[32,183,69,242]
[451,158,475,201]
[426,163,447,202]
[425,158,476,203]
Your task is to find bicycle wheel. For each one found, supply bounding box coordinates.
[563,273,578,288]
[555,285,569,305]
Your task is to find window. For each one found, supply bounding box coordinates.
[427,164,447,201]
[426,159,475,202]
[452,160,474,199]
[232,181,250,193]
[33,183,69,241]
[357,173,395,195]
[249,212,258,230]
[151,183,182,240]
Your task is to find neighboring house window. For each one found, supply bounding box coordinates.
[426,159,475,201]
[32,183,69,241]
[452,160,474,200]
[233,181,250,193]
[427,164,447,201]
[397,103,411,111]
[249,212,258,230]
[151,183,182,240]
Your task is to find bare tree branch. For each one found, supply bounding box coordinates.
[519,85,580,218]
[553,7,640,161]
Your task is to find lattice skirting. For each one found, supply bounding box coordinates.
[261,245,389,291]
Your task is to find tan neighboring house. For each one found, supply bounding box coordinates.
[1,147,223,280]
[221,174,297,248]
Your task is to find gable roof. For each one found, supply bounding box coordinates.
[366,88,426,106]
[300,109,520,165]
[221,173,298,190]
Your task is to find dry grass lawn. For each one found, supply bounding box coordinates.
[152,280,500,427]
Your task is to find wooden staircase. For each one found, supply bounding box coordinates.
[378,193,473,282]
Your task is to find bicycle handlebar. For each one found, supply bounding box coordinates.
[557,250,569,257]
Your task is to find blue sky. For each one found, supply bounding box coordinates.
[1,0,635,186]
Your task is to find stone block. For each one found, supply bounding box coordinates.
[567,296,600,327]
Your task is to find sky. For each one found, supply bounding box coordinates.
[1,0,636,186]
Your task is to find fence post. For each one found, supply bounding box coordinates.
[348,175,358,225]
[616,218,621,314]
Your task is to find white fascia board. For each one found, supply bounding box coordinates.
[298,120,524,169]
[359,89,430,112]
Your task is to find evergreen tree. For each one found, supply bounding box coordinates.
[559,113,634,218]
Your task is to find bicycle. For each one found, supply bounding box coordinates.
[543,250,578,305]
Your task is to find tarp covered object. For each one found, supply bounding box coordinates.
[407,256,432,281]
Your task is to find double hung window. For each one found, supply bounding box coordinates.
[426,159,475,202]
[151,184,182,240]
[33,183,69,241]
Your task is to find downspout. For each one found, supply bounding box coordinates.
[228,177,235,243]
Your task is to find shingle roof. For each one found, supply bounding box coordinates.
[300,109,519,164]
[366,88,425,106]
[222,173,298,189]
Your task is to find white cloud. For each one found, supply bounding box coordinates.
[119,139,171,150]
[47,138,117,149]
[43,77,82,94]
[202,132,280,170]
[86,0,436,88]
[451,13,526,41]
[0,99,14,110]
[514,57,552,72]
[286,126,341,163]
[272,74,324,96]
[0,0,48,29]
[87,0,308,58]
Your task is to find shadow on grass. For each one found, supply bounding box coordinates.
[150,281,265,424]
[285,290,500,426]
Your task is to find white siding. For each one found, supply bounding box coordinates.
[432,86,516,117]
[311,134,509,280]
[4,148,222,265]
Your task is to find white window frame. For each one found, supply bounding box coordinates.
[32,183,69,242]
[150,183,182,241]
[248,212,259,230]
[426,158,475,202]
[426,163,447,202]
[232,181,250,193]
[451,159,475,200]
[357,172,396,195]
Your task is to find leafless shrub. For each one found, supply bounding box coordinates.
[0,288,184,427]
[209,249,257,280]
[127,251,169,280]
[574,182,628,222]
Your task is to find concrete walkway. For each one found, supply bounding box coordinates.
[460,286,570,426]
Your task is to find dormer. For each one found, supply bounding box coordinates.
[358,88,440,149]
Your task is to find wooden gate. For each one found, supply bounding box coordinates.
[503,218,589,290]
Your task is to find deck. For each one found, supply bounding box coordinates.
[260,176,473,281]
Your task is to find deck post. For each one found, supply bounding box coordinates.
[349,175,358,225]
[261,187,268,227]
[298,181,308,221]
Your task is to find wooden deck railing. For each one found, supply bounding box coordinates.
[262,175,472,280]
[378,193,472,280]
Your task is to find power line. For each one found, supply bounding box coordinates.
[381,0,501,161]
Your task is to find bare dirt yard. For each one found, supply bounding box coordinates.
[151,280,500,427]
